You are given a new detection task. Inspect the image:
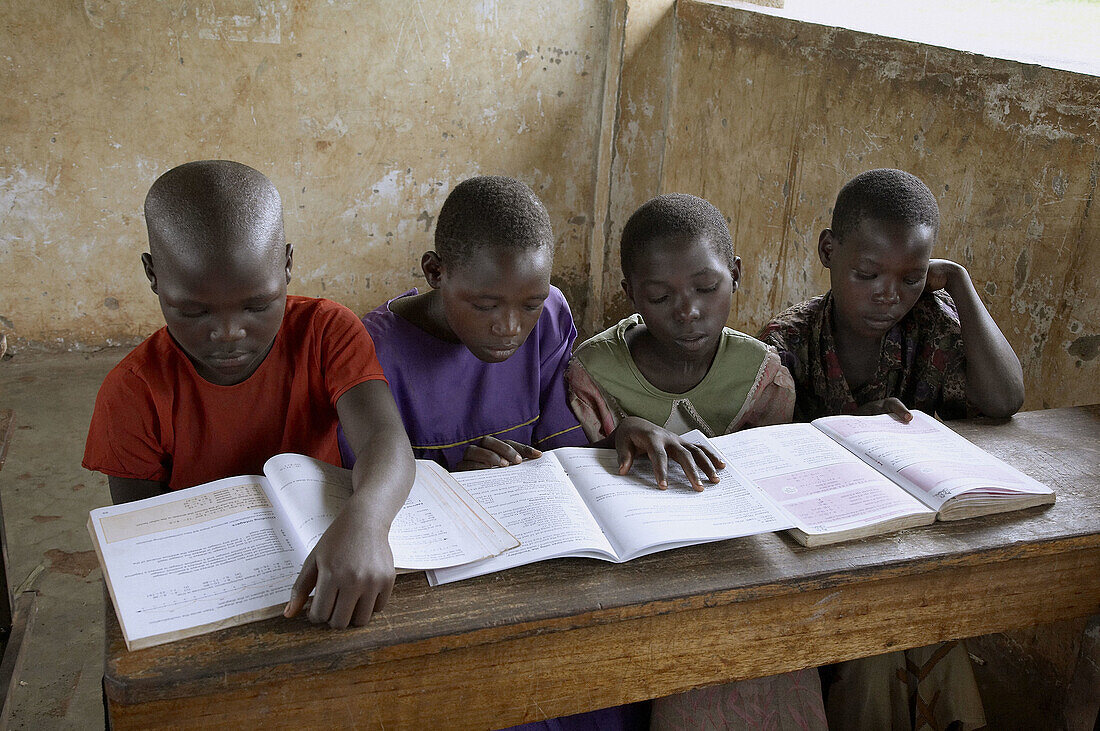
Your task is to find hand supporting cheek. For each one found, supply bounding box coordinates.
[924,259,966,294]
[612,416,725,491]
[456,436,542,471]
[855,397,913,423]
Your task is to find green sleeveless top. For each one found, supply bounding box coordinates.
[573,314,771,437]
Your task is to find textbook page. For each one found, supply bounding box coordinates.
[710,423,935,537]
[554,446,794,560]
[88,475,303,650]
[428,453,616,585]
[812,411,1053,512]
[263,454,519,570]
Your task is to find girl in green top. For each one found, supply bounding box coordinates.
[567,193,825,730]
[568,193,795,442]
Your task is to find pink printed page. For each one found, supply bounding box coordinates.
[818,414,940,440]
[753,462,925,534]
[897,459,1034,498]
[812,411,1052,509]
[711,423,933,536]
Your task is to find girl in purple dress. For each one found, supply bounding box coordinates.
[340,176,725,730]
[341,175,723,488]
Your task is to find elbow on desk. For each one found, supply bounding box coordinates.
[977,386,1025,419]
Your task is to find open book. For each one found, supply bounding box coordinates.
[429,410,1054,583]
[428,445,796,584]
[708,410,1055,546]
[88,454,517,650]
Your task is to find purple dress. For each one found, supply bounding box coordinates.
[339,287,647,731]
[340,285,586,468]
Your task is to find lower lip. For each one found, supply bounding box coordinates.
[484,347,517,360]
[864,316,896,330]
[210,354,252,371]
[675,336,708,350]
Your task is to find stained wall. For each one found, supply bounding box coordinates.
[606,0,1099,410]
[1,0,614,349]
[4,0,1098,411]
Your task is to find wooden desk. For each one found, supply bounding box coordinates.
[104,405,1100,729]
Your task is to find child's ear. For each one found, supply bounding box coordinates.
[818,229,837,269]
[422,251,444,289]
[729,256,743,292]
[141,253,158,294]
[284,243,294,284]
[621,276,635,304]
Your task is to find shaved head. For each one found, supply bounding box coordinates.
[144,160,285,267]
[140,161,293,385]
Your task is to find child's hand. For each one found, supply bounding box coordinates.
[457,436,542,470]
[284,493,395,628]
[612,416,724,491]
[855,397,913,423]
[924,259,966,294]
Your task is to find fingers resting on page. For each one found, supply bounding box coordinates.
[612,416,725,491]
[457,436,542,471]
[283,502,395,629]
[855,397,913,423]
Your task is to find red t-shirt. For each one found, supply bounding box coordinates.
[83,296,386,491]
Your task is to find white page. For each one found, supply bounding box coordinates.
[813,411,1053,510]
[89,476,303,645]
[554,446,794,560]
[428,453,616,585]
[711,424,933,535]
[263,454,518,570]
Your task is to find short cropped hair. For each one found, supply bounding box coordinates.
[434,176,553,265]
[144,160,284,260]
[620,193,735,278]
[831,169,939,242]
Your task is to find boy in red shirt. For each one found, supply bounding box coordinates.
[83,160,414,628]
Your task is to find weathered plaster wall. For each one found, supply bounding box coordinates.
[6,0,1098,411]
[594,0,678,332]
[1,0,612,349]
[608,0,1098,410]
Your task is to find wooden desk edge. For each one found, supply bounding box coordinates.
[103,405,1100,726]
[105,541,1100,728]
[104,530,1100,707]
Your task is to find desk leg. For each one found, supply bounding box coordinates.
[1064,613,1100,731]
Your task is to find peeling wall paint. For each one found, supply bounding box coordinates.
[1,0,611,350]
[647,1,1099,410]
[4,0,1098,411]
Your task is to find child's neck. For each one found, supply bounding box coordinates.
[831,324,884,393]
[389,290,459,343]
[626,326,717,394]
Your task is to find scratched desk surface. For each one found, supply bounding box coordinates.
[105,405,1100,715]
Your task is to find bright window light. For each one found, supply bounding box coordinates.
[729,0,1100,76]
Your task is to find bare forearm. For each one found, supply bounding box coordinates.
[944,265,1024,416]
[288,380,414,626]
[348,430,415,529]
[336,379,416,528]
